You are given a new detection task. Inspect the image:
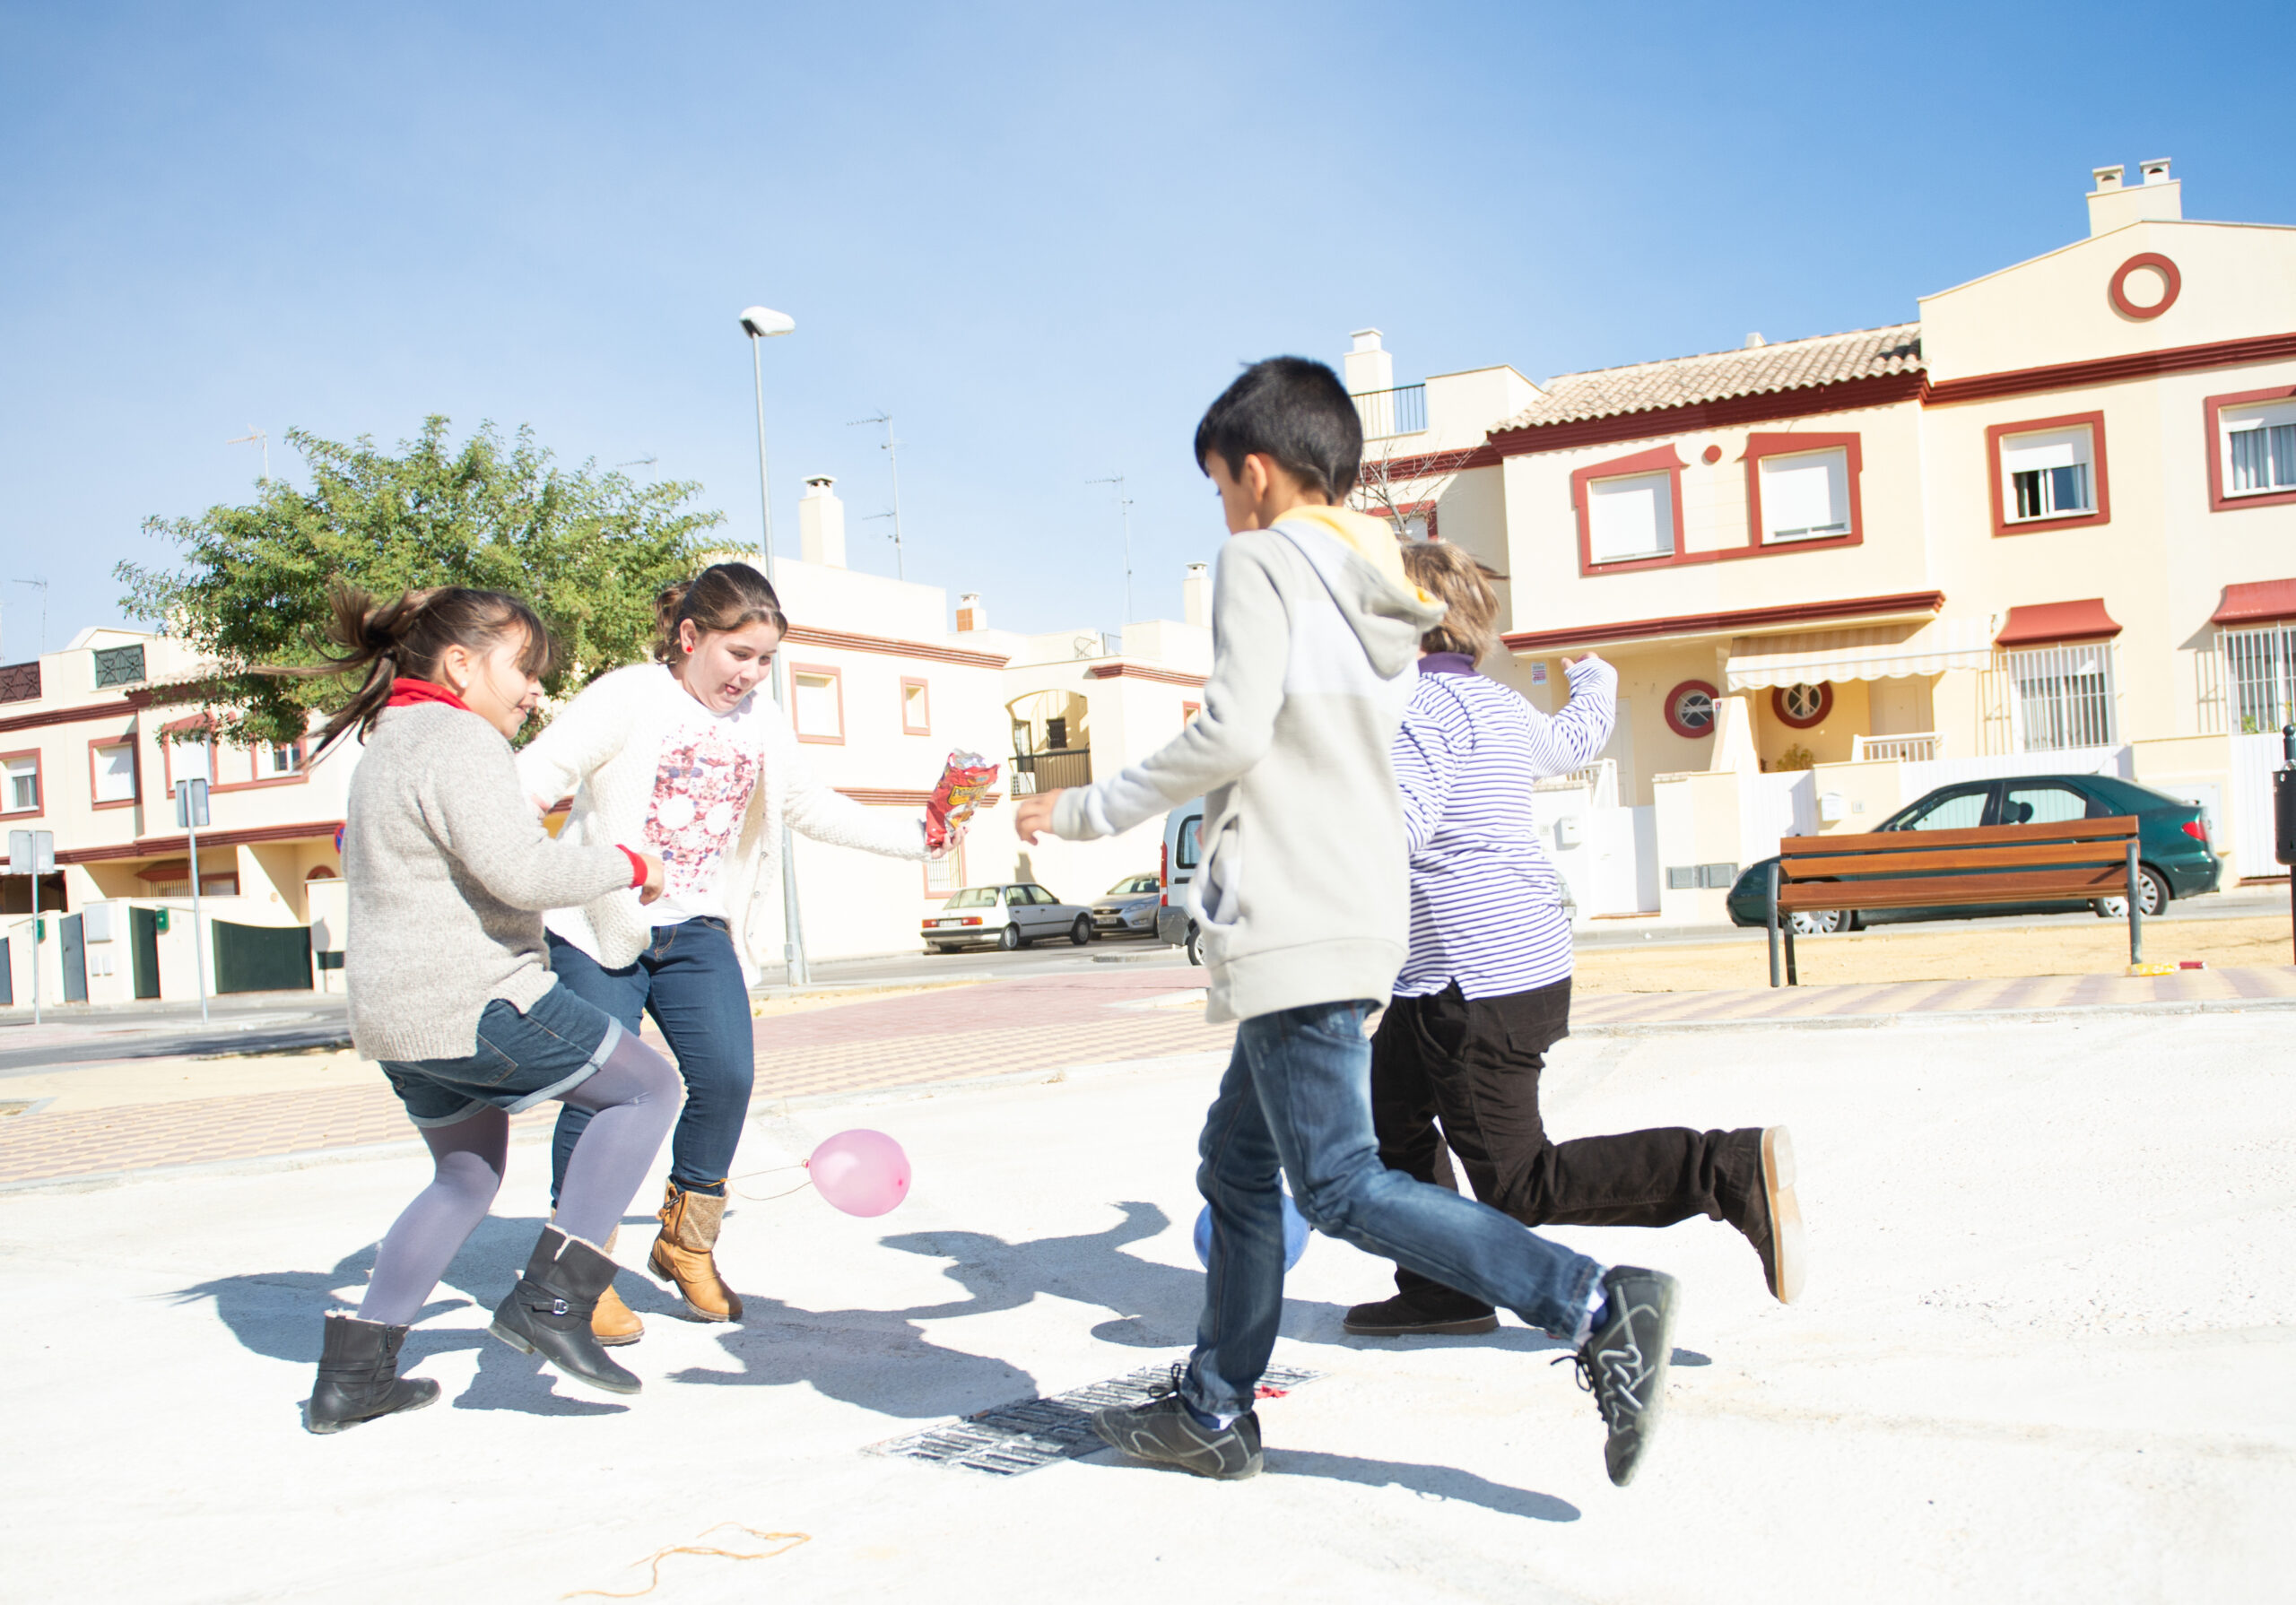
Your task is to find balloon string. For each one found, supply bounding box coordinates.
[729,1177,813,1202]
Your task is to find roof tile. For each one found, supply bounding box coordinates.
[1498,324,1924,430]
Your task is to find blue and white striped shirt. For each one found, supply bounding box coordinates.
[1392,653,1618,1000]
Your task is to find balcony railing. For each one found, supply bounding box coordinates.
[0,662,38,705]
[1010,748,1092,795]
[1352,384,1426,439]
[1852,733,1944,763]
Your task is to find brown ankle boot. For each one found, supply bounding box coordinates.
[593,1228,645,1346]
[648,1182,744,1322]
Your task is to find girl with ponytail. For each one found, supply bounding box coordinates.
[292,584,684,1432]
[515,560,949,1338]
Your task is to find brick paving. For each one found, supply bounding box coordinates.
[4,961,2292,1187]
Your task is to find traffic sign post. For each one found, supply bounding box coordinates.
[8,829,55,1024]
[175,779,212,1024]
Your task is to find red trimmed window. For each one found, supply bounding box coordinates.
[1770,682,1834,729]
[791,664,845,744]
[1573,446,1684,571]
[89,736,138,810]
[1664,680,1718,739]
[1744,433,1863,547]
[900,677,932,735]
[1987,412,2110,536]
[1,749,41,817]
[2205,385,2296,513]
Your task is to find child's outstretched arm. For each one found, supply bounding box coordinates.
[1519,655,1619,777]
[1035,542,1289,842]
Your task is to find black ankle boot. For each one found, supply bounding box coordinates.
[490,1225,641,1395]
[307,1313,441,1435]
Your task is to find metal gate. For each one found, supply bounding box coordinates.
[60,914,87,1002]
[129,906,161,1000]
[212,919,313,993]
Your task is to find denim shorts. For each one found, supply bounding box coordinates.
[379,983,625,1129]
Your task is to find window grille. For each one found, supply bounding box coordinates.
[2220,622,2296,733]
[92,645,145,688]
[2003,644,2118,751]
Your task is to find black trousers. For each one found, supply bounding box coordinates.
[1370,977,1760,1308]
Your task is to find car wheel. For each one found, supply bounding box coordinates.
[1788,909,1848,936]
[998,924,1022,950]
[1070,915,1091,946]
[2094,865,2170,920]
[1184,924,1203,966]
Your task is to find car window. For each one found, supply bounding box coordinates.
[945,887,996,908]
[1004,886,1027,904]
[1131,875,1158,894]
[1025,885,1055,905]
[2001,784,2089,826]
[1175,814,1202,869]
[1898,786,1990,831]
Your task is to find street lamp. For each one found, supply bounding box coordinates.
[740,305,810,989]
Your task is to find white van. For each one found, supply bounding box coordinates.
[1155,798,1205,964]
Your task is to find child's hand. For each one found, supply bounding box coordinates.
[1013,790,1063,845]
[634,851,668,905]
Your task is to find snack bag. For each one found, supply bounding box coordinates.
[926,750,999,851]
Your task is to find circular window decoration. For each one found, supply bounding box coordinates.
[2109,252,2180,320]
[1770,681,1834,729]
[1665,679,1718,739]
[1700,444,1723,465]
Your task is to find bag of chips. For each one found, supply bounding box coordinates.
[926,750,999,851]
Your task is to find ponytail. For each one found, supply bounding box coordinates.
[653,562,788,663]
[266,583,555,754]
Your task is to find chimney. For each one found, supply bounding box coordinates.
[798,475,847,568]
[1744,333,1767,349]
[2088,158,2180,237]
[1182,562,1211,628]
[1343,328,1394,395]
[956,592,987,632]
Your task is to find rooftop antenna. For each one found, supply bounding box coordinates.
[1087,475,1135,627]
[847,411,907,580]
[613,455,657,472]
[10,577,48,656]
[227,427,270,482]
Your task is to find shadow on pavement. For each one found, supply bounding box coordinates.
[1263,1450,1582,1522]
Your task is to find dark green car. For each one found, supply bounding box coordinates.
[1726,774,2222,934]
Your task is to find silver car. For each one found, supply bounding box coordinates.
[1089,873,1162,939]
[920,882,1094,952]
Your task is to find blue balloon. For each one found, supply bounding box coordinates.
[1194,1194,1310,1271]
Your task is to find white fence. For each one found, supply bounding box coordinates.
[2230,731,2283,881]
[1852,733,1944,762]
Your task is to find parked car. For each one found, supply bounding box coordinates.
[1089,873,1163,939]
[1155,800,1206,964]
[1725,774,2222,933]
[921,882,1094,951]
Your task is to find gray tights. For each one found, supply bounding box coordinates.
[357,1032,680,1327]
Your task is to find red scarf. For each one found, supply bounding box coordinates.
[386,678,471,712]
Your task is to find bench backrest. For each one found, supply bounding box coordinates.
[1773,816,2139,913]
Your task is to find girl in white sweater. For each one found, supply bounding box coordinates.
[516,562,940,1339]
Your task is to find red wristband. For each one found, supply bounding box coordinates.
[617,846,648,889]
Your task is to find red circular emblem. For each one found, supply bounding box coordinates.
[2108,253,2180,320]
[1665,680,1718,739]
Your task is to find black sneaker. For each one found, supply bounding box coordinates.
[1566,1267,1681,1488]
[1090,1364,1264,1479]
[1344,1288,1499,1336]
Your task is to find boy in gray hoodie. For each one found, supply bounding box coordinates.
[1013,357,1683,1488]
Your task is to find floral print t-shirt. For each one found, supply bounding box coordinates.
[639,671,766,926]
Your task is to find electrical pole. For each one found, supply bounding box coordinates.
[848,412,907,580]
[1088,476,1135,627]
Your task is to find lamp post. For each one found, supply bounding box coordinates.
[740,305,809,989]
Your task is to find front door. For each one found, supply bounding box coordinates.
[129,906,161,1000]
[60,914,88,1002]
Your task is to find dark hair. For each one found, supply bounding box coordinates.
[653,562,788,663]
[1400,542,1500,663]
[1193,357,1363,502]
[291,585,554,754]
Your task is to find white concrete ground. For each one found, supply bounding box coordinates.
[4,1011,2291,1603]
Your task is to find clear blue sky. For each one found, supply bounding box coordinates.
[3,1,2287,659]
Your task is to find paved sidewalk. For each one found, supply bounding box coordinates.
[7,962,2296,1189]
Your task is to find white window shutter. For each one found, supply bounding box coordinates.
[1760,448,1848,539]
[1587,473,1671,562]
[2002,428,2090,473]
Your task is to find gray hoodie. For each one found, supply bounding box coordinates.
[1053,516,1445,1022]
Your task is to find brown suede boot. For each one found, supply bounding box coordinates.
[593,1228,645,1347]
[648,1181,744,1322]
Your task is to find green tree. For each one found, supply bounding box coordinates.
[117,416,726,745]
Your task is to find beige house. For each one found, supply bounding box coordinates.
[1,627,352,1006]
[1352,160,2296,922]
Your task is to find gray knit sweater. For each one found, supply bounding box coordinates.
[344,702,634,1063]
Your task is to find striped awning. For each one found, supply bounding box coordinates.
[1724,619,1994,690]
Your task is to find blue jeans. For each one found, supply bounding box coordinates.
[546,920,755,1201]
[1188,999,1605,1420]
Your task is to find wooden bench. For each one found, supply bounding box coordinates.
[1764,815,2146,986]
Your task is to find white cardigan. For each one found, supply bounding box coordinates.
[516,663,929,981]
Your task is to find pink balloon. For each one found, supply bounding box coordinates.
[806,1129,911,1217]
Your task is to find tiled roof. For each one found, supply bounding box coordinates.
[1497,324,1924,431]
